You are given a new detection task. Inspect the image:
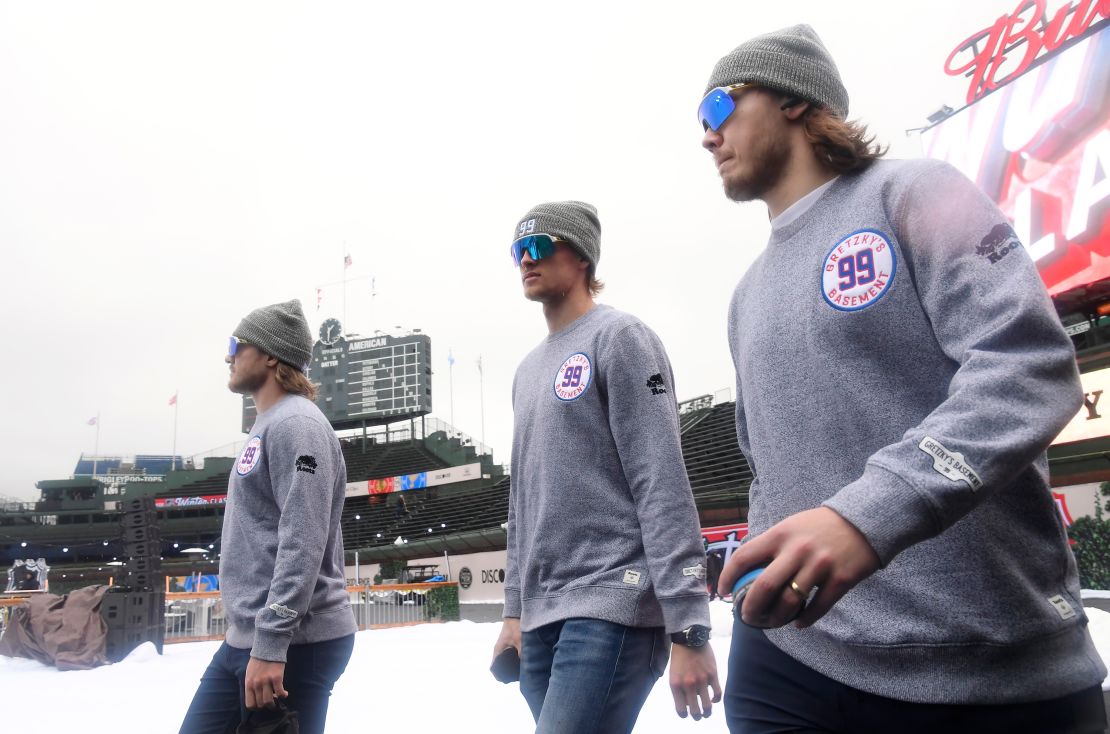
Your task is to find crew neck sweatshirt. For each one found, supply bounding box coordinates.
[221,394,356,662]
[505,304,711,634]
[728,158,1105,704]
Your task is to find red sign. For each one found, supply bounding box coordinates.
[946,0,1110,105]
[701,523,749,565]
[701,523,749,545]
[368,476,396,495]
[925,25,1110,296]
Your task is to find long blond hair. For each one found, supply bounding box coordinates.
[276,362,319,401]
[801,107,887,174]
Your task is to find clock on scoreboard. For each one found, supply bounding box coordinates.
[242,319,432,431]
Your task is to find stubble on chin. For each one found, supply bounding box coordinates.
[228,372,261,396]
[723,177,760,203]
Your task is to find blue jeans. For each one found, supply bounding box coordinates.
[179,634,354,734]
[725,618,1106,734]
[520,618,669,734]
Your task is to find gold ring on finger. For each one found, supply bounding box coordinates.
[788,580,810,601]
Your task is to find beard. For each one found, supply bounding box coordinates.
[722,128,791,203]
[228,368,266,395]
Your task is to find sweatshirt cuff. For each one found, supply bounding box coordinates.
[658,594,711,635]
[823,462,941,567]
[502,588,522,619]
[251,629,294,663]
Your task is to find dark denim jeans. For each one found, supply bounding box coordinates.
[725,618,1106,734]
[179,634,354,734]
[520,617,669,734]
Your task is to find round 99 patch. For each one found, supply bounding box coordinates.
[237,436,263,476]
[821,229,896,312]
[553,353,592,401]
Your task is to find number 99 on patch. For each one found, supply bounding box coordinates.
[553,353,592,401]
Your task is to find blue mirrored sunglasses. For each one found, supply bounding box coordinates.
[698,83,757,131]
[228,336,250,357]
[510,233,561,266]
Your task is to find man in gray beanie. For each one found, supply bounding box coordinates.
[180,299,356,734]
[491,201,720,731]
[700,24,1106,734]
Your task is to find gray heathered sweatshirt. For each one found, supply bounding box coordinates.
[505,304,711,635]
[729,158,1106,704]
[221,394,356,662]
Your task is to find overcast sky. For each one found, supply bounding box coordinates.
[0,1,1013,499]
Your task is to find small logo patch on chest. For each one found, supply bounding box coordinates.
[553,352,593,401]
[237,436,263,476]
[821,229,896,312]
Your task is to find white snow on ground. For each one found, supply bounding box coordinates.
[1085,607,1110,690]
[4,600,1109,731]
[0,602,737,733]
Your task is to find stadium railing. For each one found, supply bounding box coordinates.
[160,582,461,644]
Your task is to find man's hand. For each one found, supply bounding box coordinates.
[718,507,881,629]
[491,617,521,662]
[244,657,288,710]
[669,643,721,721]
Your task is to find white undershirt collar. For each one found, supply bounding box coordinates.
[770,177,839,231]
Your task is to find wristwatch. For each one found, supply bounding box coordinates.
[670,624,711,648]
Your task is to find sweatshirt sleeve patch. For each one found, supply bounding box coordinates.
[295,455,318,474]
[646,373,668,395]
[918,437,983,491]
[268,603,299,620]
[976,223,1022,265]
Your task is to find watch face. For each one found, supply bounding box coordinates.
[687,625,710,646]
[319,318,341,345]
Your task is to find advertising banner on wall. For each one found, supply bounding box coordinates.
[154,494,227,508]
[346,462,482,498]
[1052,366,1110,444]
[924,14,1110,296]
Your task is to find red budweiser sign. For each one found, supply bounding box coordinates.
[946,0,1110,104]
[927,4,1110,297]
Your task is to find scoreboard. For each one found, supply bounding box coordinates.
[242,323,432,432]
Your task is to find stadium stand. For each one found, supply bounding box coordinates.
[72,458,122,476]
[73,455,184,477]
[343,401,749,555]
[680,401,752,517]
[3,398,746,573]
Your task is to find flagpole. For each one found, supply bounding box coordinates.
[93,412,100,477]
[172,392,179,471]
[449,356,455,426]
[342,244,347,331]
[478,356,485,447]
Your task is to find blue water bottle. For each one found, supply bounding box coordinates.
[730,566,805,628]
[730,567,767,617]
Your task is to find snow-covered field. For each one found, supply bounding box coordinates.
[2,602,1108,733]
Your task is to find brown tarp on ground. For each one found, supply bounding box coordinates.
[0,584,110,670]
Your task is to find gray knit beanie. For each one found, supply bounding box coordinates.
[705,24,849,118]
[513,201,601,266]
[233,299,313,371]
